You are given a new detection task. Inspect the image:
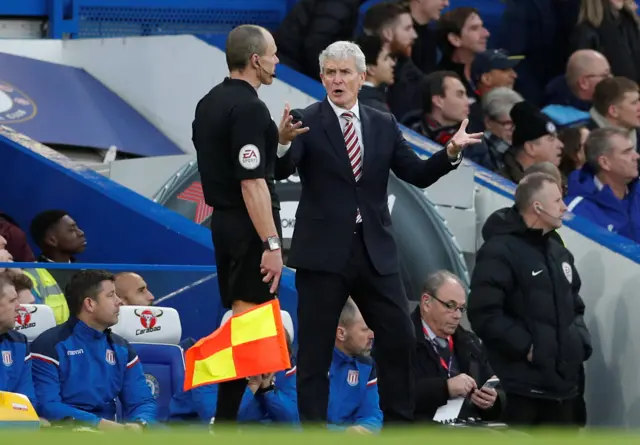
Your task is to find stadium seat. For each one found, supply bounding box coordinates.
[111,306,184,421]
[14,304,56,342]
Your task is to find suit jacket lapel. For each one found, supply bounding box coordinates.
[359,104,373,180]
[321,98,356,183]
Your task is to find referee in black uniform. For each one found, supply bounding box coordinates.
[192,24,308,425]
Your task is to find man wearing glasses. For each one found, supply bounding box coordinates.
[411,270,504,423]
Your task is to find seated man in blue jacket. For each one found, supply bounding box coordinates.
[328,298,382,433]
[0,272,36,405]
[168,319,298,425]
[566,128,640,243]
[30,269,157,430]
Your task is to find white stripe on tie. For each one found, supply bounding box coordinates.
[342,111,362,224]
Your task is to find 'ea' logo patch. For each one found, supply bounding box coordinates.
[238,144,261,170]
[562,262,573,284]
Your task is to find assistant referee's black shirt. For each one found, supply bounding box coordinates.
[193,77,281,210]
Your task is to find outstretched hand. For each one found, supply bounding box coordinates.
[279,102,309,145]
[446,119,483,157]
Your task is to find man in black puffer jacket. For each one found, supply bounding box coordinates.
[274,0,365,80]
[468,172,592,427]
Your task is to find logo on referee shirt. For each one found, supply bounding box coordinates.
[346,370,359,386]
[106,349,116,365]
[562,262,573,284]
[238,144,261,170]
[2,350,13,367]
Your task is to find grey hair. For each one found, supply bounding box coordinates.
[319,41,367,75]
[585,127,631,174]
[338,297,360,328]
[514,172,558,212]
[422,270,465,297]
[482,87,524,120]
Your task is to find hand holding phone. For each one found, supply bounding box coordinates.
[482,377,500,389]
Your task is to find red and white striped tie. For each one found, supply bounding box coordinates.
[342,111,362,224]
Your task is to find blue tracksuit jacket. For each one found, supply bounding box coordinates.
[30,318,156,426]
[0,330,36,406]
[566,167,640,243]
[168,365,298,424]
[327,348,382,432]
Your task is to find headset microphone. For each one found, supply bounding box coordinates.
[257,61,277,79]
[538,206,563,221]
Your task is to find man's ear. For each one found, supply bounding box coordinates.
[432,94,445,110]
[447,32,462,49]
[336,326,347,342]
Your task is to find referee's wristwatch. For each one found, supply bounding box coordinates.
[263,236,281,252]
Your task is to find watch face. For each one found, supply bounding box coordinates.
[269,238,281,250]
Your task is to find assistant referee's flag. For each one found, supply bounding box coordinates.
[183,299,291,391]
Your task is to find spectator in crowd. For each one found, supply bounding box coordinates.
[0,247,12,273]
[0,213,35,262]
[407,0,449,74]
[363,1,422,121]
[469,172,592,426]
[0,273,36,405]
[328,298,382,433]
[274,0,365,80]
[500,101,564,183]
[468,49,520,132]
[408,71,469,146]
[31,270,156,430]
[464,87,523,172]
[588,77,640,149]
[559,126,589,182]
[497,0,580,106]
[355,34,395,112]
[566,128,640,242]
[545,50,611,112]
[571,0,640,85]
[114,272,155,306]
[10,271,36,304]
[168,321,298,424]
[30,209,86,296]
[412,270,504,422]
[435,8,490,100]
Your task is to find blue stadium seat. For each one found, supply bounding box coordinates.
[111,306,185,421]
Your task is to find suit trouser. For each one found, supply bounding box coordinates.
[295,226,416,425]
[503,393,577,427]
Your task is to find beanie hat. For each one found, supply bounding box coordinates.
[511,101,557,147]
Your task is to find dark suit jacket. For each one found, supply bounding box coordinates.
[277,99,458,275]
[411,309,505,422]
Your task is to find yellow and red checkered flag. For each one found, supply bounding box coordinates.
[183,299,291,391]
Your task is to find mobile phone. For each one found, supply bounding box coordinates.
[483,377,500,389]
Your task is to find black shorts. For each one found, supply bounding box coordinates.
[210,207,282,309]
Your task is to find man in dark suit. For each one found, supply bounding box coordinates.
[276,40,482,426]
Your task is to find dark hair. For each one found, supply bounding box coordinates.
[363,1,410,36]
[355,34,385,68]
[514,172,558,212]
[436,7,480,57]
[65,270,115,316]
[225,25,268,72]
[592,76,639,116]
[558,126,586,178]
[10,272,33,293]
[30,210,68,249]
[0,272,14,300]
[422,70,461,114]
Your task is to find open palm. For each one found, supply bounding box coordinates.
[450,119,483,154]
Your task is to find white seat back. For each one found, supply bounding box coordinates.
[14,304,56,342]
[111,306,181,345]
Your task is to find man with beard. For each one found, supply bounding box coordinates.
[363,1,422,122]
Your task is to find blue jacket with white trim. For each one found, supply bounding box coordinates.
[327,348,382,433]
[566,167,640,243]
[168,365,298,424]
[0,330,36,406]
[30,318,156,426]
